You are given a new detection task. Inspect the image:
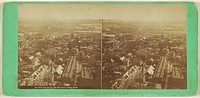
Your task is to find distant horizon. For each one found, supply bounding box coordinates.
[19,18,186,23]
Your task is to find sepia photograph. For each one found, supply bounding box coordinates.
[18,4,186,89]
[18,4,102,89]
[101,4,186,89]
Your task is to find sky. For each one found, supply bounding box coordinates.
[18,4,186,22]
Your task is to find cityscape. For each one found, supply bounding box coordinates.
[102,20,186,89]
[18,4,186,89]
[18,20,102,89]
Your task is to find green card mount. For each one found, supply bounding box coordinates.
[2,2,198,96]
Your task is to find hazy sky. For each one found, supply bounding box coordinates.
[18,4,186,21]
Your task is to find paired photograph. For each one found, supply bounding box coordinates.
[18,4,187,89]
